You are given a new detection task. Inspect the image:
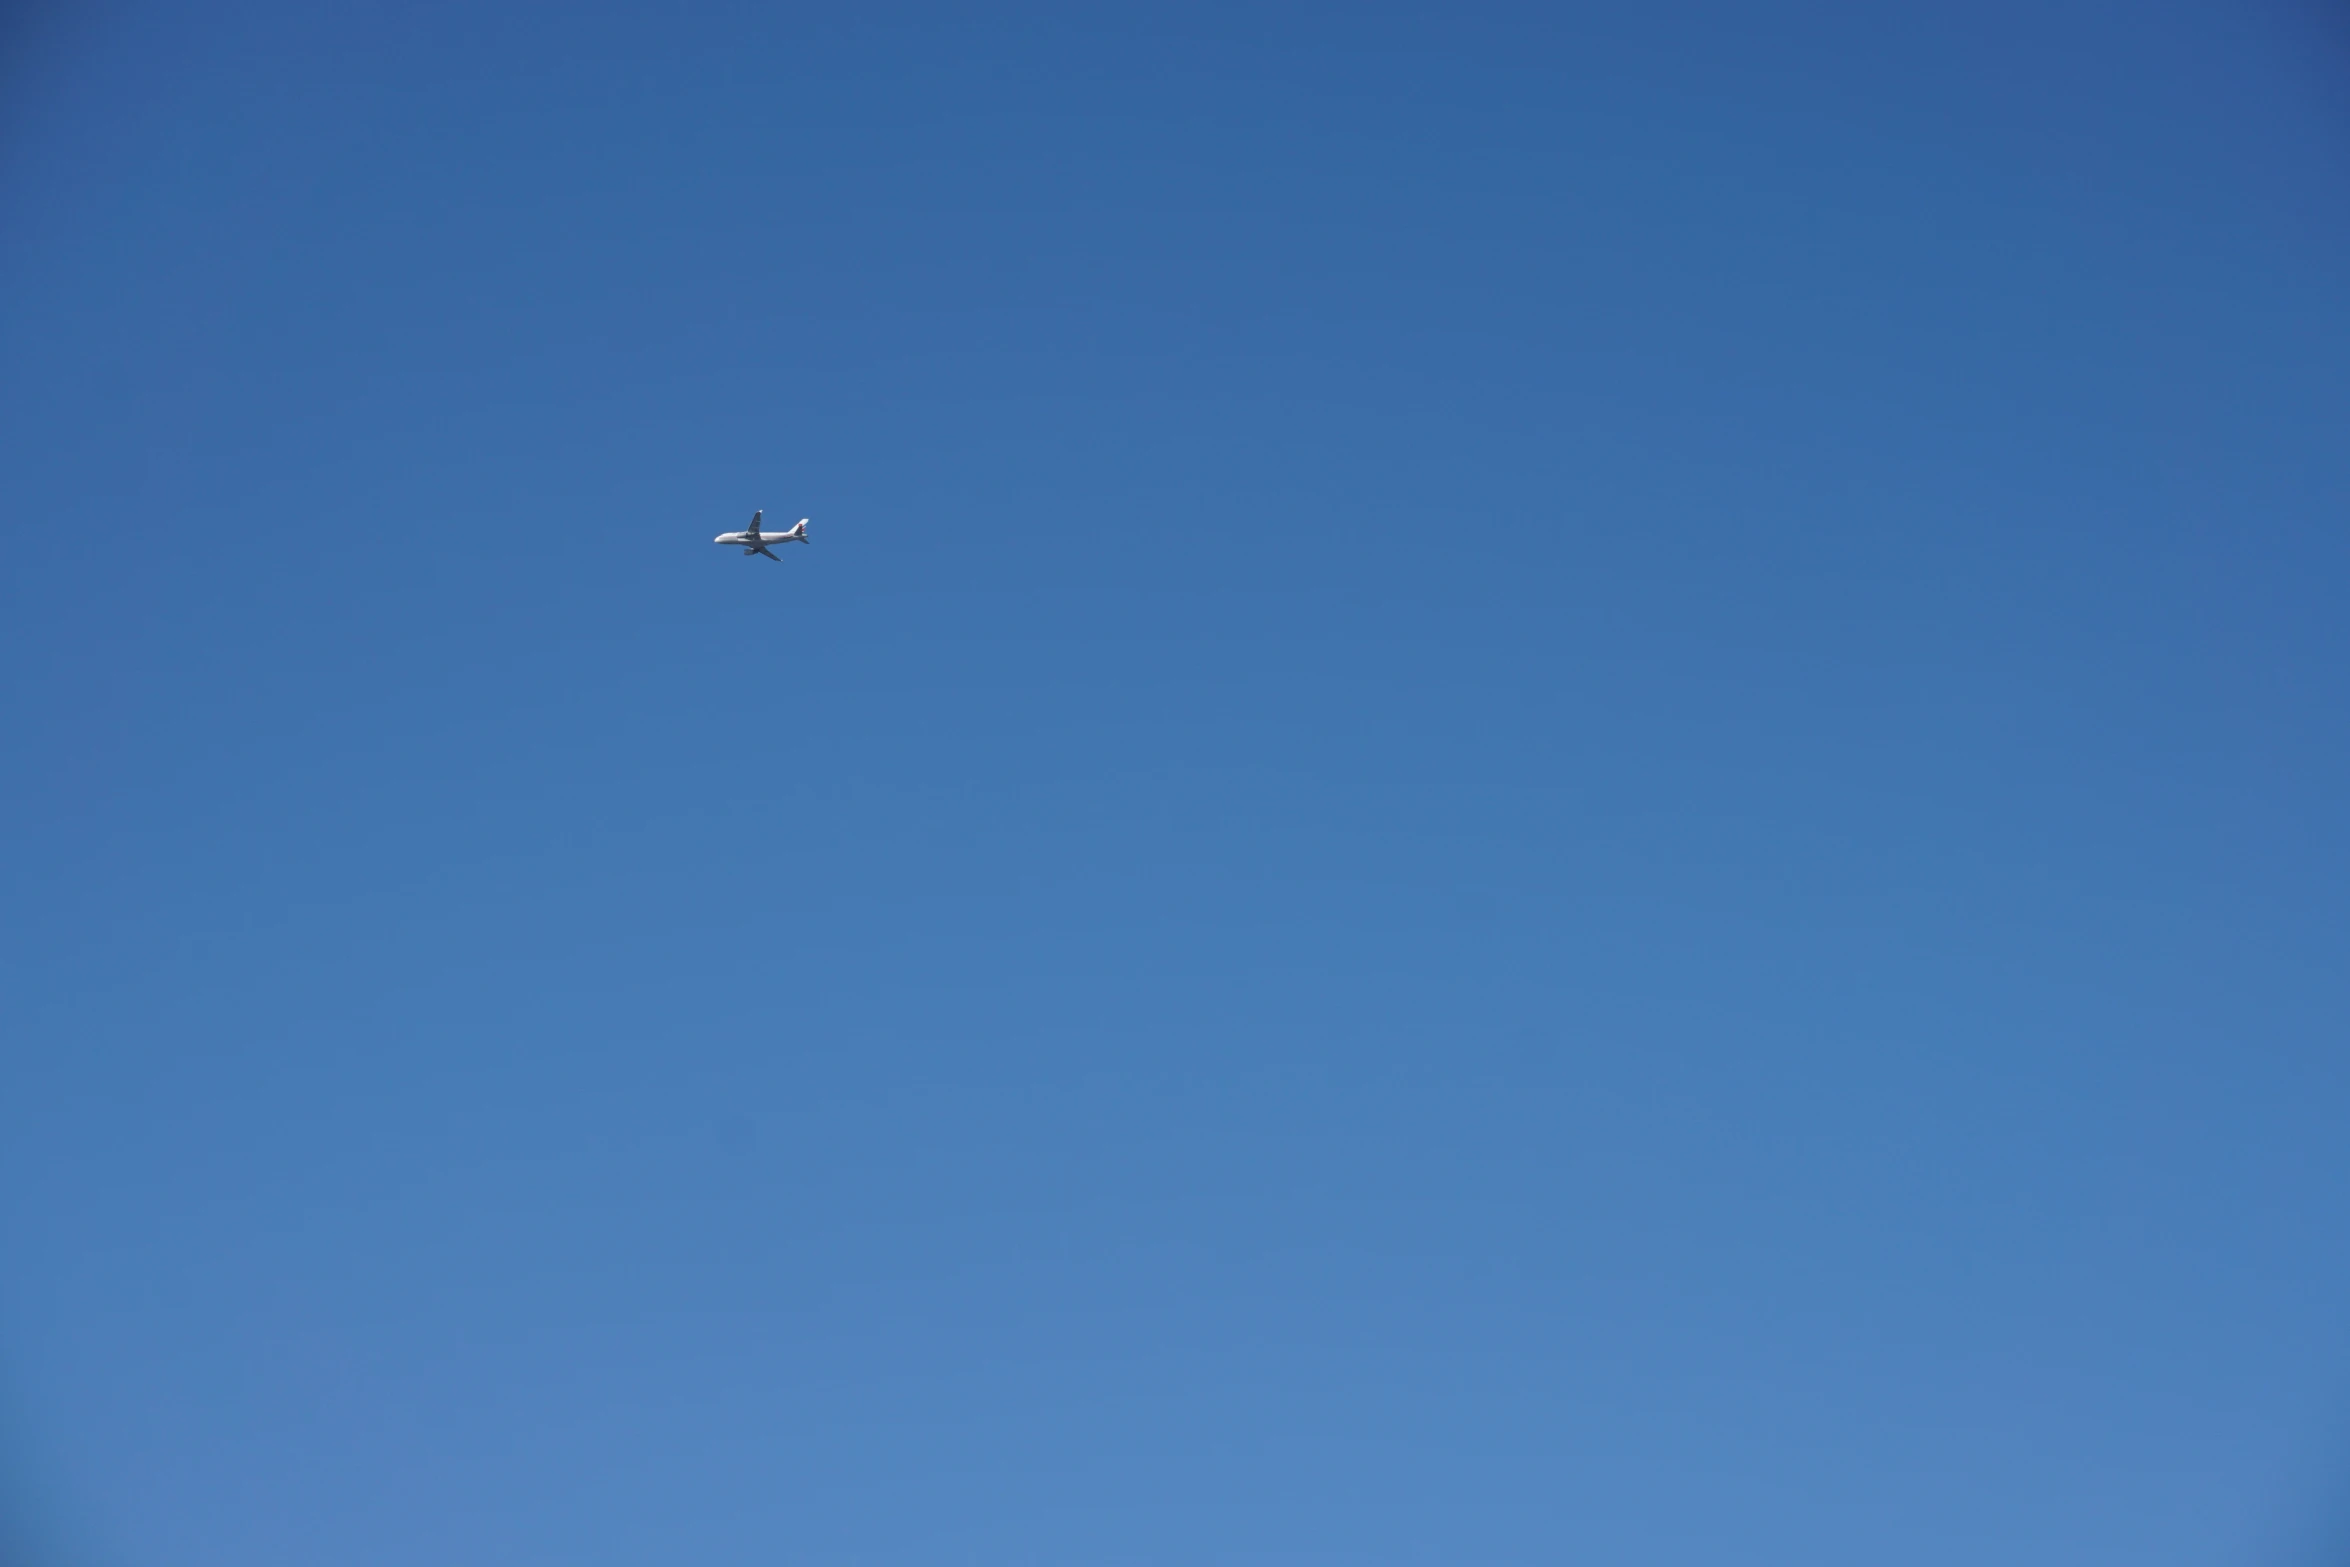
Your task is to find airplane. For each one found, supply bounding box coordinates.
[715,509,808,560]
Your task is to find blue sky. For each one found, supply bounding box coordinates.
[4,3,2349,1563]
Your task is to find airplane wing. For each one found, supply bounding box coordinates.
[746,508,763,538]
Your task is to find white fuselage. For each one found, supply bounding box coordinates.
[714,519,807,550]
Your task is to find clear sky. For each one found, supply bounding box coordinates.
[5,3,2349,1564]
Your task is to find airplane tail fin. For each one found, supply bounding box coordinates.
[778,518,808,542]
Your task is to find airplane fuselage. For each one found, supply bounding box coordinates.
[714,517,808,554]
